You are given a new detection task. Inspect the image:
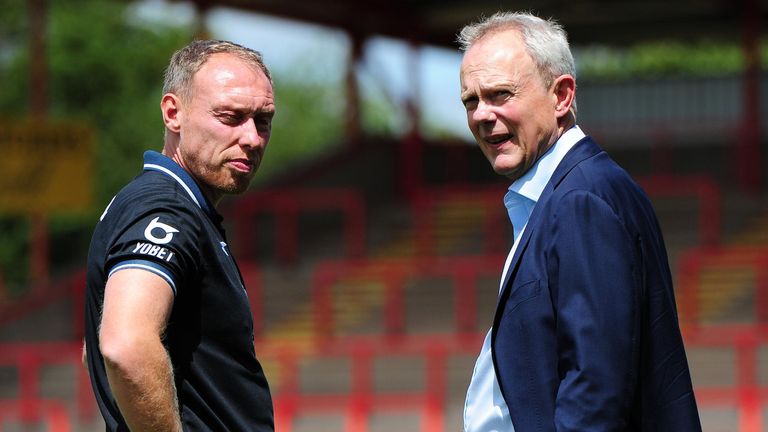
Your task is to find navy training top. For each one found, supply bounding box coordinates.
[84,151,273,431]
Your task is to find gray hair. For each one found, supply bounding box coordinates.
[162,39,272,102]
[457,12,576,89]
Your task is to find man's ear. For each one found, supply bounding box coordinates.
[552,75,575,119]
[161,93,182,133]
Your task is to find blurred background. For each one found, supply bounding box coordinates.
[0,0,767,430]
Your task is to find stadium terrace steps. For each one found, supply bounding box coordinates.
[684,211,768,324]
[256,192,496,401]
[2,148,767,431]
[697,268,755,323]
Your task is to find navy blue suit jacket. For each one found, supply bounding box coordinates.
[492,137,701,431]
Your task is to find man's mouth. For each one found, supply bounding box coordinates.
[228,158,255,173]
[485,134,512,145]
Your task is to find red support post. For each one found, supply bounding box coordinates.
[344,36,362,148]
[423,344,446,432]
[413,197,434,256]
[383,273,405,337]
[454,264,477,334]
[18,351,41,422]
[234,212,256,261]
[737,0,762,193]
[313,266,335,341]
[676,250,701,325]
[275,198,299,264]
[695,178,721,247]
[398,41,424,203]
[77,354,96,420]
[46,402,71,432]
[28,0,50,290]
[70,270,86,340]
[273,347,298,432]
[346,345,372,432]
[736,334,761,432]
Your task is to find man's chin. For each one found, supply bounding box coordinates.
[227,182,252,195]
[489,154,527,180]
[220,176,254,196]
[491,163,518,179]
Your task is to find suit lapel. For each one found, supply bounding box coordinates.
[495,136,602,305]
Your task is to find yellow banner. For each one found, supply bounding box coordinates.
[0,120,94,213]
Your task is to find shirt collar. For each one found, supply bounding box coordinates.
[504,125,586,237]
[509,125,585,202]
[142,151,221,223]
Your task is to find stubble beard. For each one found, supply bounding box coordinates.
[188,155,256,198]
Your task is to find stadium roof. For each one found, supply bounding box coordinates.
[183,0,765,47]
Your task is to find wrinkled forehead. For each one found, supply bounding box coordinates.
[460,31,535,85]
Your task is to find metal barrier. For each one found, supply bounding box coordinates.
[0,400,72,432]
[0,342,95,425]
[0,328,765,431]
[0,270,85,338]
[0,172,748,430]
[266,335,474,432]
[312,255,505,340]
[683,324,768,432]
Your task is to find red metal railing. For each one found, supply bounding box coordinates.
[227,188,367,264]
[312,255,505,340]
[683,324,768,432]
[0,400,72,432]
[0,342,95,425]
[0,171,747,430]
[0,176,721,346]
[240,262,264,337]
[0,270,86,340]
[2,328,764,431]
[266,335,477,432]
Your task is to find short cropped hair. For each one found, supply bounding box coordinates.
[163,39,272,102]
[457,12,576,89]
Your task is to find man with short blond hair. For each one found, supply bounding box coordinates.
[85,39,275,431]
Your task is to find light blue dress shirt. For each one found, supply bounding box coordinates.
[464,126,586,432]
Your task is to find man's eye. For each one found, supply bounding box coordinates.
[463,98,478,110]
[255,117,272,131]
[493,90,511,100]
[219,113,243,124]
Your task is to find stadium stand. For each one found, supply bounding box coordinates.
[2,2,768,428]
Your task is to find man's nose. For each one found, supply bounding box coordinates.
[472,100,497,123]
[239,118,263,149]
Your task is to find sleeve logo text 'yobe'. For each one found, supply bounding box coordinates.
[144,217,180,245]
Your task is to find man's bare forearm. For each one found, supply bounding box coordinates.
[103,338,182,432]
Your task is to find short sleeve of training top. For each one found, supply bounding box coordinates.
[103,184,201,296]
